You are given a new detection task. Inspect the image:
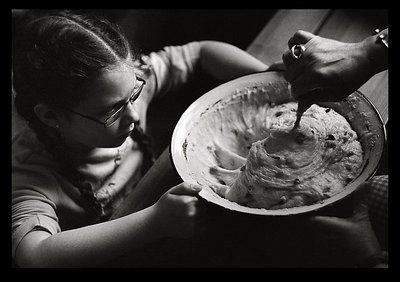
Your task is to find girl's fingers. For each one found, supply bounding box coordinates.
[168,182,202,196]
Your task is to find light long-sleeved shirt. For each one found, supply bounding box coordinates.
[12,42,201,259]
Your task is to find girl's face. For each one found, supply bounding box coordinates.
[58,66,141,150]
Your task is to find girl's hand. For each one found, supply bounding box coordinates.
[151,182,202,239]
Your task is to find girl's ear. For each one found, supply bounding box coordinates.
[33,104,61,129]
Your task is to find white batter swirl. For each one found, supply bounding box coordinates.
[209,102,363,209]
[183,86,364,210]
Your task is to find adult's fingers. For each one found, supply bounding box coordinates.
[281,44,308,69]
[291,75,350,103]
[282,49,299,68]
[168,182,202,196]
[283,30,316,67]
[282,58,306,82]
[288,30,316,49]
[290,73,321,100]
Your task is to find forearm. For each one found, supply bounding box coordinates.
[198,40,268,81]
[16,206,159,267]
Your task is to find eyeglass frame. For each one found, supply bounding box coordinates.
[57,77,146,128]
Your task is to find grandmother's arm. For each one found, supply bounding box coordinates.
[198,40,268,81]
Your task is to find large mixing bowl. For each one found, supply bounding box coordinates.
[171,71,386,216]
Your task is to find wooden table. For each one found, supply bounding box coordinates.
[110,9,388,267]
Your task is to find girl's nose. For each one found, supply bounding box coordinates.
[123,101,140,124]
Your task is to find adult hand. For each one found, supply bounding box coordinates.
[307,183,385,267]
[151,182,202,239]
[282,30,378,103]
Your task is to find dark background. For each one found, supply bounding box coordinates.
[91,9,277,53]
[12,9,277,59]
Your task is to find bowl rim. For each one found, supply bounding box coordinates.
[170,71,386,216]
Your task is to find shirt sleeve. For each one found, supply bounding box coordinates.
[12,168,61,260]
[148,41,201,98]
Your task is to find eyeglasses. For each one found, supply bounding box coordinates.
[60,77,146,128]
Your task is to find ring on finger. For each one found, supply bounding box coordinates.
[290,44,306,60]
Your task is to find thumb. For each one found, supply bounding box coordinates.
[307,214,347,232]
[351,182,370,218]
[267,61,286,72]
[168,182,202,196]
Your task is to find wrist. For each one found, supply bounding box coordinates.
[146,204,169,240]
[363,29,388,75]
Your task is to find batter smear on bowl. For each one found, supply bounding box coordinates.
[173,72,384,215]
[207,100,363,210]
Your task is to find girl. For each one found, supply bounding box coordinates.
[12,10,268,267]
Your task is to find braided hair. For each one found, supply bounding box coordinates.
[12,10,154,217]
[13,10,137,121]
